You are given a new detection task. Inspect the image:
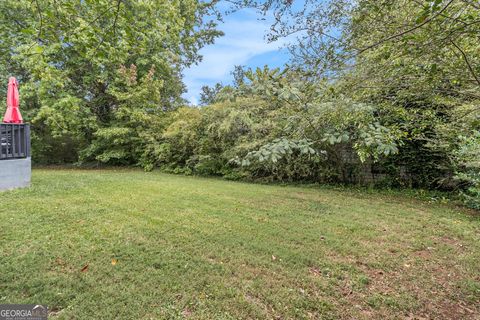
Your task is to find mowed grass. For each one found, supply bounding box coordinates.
[0,169,479,319]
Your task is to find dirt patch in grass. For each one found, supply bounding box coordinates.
[341,258,480,319]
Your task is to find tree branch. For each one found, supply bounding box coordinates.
[34,0,43,41]
[450,39,480,87]
[112,0,122,38]
[461,0,480,9]
[358,0,456,54]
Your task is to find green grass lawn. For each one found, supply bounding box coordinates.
[0,169,479,319]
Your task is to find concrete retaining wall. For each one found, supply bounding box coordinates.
[0,157,31,191]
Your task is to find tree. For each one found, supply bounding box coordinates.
[231,65,246,88]
[227,0,480,197]
[0,0,222,163]
[231,0,480,100]
[199,83,224,105]
[198,65,247,106]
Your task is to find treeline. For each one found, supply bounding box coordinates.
[0,0,478,208]
[74,65,479,209]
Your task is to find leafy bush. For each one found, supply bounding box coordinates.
[454,132,480,209]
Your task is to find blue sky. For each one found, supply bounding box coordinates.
[182,8,291,105]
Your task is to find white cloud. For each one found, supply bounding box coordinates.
[183,9,289,105]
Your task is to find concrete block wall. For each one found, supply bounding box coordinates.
[0,158,31,191]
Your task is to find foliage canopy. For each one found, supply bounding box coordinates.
[0,0,222,162]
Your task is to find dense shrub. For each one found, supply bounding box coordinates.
[129,67,478,210]
[453,131,480,209]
